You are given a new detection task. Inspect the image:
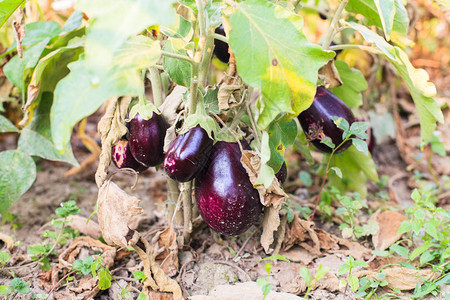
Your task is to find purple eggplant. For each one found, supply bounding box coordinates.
[195,141,262,236]
[275,162,287,184]
[164,125,213,182]
[298,86,355,153]
[129,112,168,167]
[112,139,148,172]
[213,25,230,64]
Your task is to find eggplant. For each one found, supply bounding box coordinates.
[164,125,213,182]
[129,112,168,167]
[298,86,355,153]
[112,139,148,172]
[195,141,262,236]
[213,25,230,63]
[275,162,287,184]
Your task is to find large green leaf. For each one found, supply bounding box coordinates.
[0,114,18,132]
[0,150,36,217]
[0,0,25,28]
[328,146,378,198]
[346,22,444,143]
[346,0,408,38]
[228,0,334,129]
[115,35,161,69]
[330,60,367,108]
[19,92,79,166]
[76,0,177,68]
[51,0,177,151]
[60,11,83,36]
[51,59,143,150]
[162,38,191,87]
[3,39,49,93]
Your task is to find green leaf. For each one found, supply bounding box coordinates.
[10,278,30,294]
[299,267,312,285]
[51,59,143,151]
[419,251,435,266]
[60,11,84,36]
[267,119,297,171]
[204,87,220,114]
[55,200,81,218]
[390,244,409,257]
[228,0,334,129]
[352,138,369,155]
[320,136,335,149]
[0,251,11,265]
[115,35,162,69]
[256,131,275,187]
[76,0,176,68]
[98,268,112,290]
[133,271,147,283]
[261,254,290,262]
[328,146,378,197]
[397,220,412,234]
[330,167,342,178]
[423,221,438,239]
[0,0,25,28]
[348,275,359,292]
[162,38,191,87]
[4,39,50,94]
[345,22,444,143]
[315,265,330,281]
[346,0,408,38]
[0,115,18,132]
[160,15,192,40]
[0,150,36,218]
[372,250,389,257]
[21,21,62,46]
[18,92,79,166]
[330,60,367,108]
[298,171,312,186]
[0,284,14,295]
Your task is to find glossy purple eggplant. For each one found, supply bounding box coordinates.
[275,162,287,184]
[164,125,213,182]
[129,112,168,167]
[298,86,355,153]
[195,141,262,236]
[112,139,148,172]
[213,25,230,64]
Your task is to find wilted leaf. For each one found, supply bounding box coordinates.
[318,60,342,89]
[97,180,144,248]
[153,227,179,277]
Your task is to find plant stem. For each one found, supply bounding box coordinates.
[189,62,200,114]
[167,178,182,226]
[308,139,348,221]
[161,50,194,64]
[209,32,228,43]
[329,44,381,54]
[322,0,349,50]
[198,35,215,86]
[196,0,206,37]
[148,67,163,107]
[181,182,193,242]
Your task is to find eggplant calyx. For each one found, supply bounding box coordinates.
[128,101,160,121]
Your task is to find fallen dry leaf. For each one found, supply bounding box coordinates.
[280,246,315,265]
[371,210,406,250]
[261,206,281,253]
[153,227,179,277]
[0,232,14,250]
[353,267,440,290]
[65,215,102,240]
[97,180,143,248]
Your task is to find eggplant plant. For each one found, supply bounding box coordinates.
[0,0,444,243]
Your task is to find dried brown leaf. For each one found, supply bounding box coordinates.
[0,232,14,250]
[240,150,287,207]
[159,85,186,126]
[280,246,315,265]
[97,180,143,248]
[64,215,102,240]
[153,227,179,277]
[371,210,406,250]
[261,206,281,253]
[353,267,440,290]
[218,84,243,110]
[95,96,132,187]
[318,60,342,89]
[332,237,372,261]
